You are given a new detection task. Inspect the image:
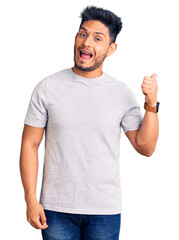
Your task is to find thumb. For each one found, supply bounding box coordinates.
[40,210,48,226]
[151,73,157,79]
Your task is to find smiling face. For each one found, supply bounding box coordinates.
[73,20,117,77]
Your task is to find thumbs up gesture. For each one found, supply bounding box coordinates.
[141,74,158,107]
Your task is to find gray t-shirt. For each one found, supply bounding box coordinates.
[24,67,143,214]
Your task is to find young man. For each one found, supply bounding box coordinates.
[19,5,159,240]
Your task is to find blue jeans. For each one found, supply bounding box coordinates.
[41,209,121,240]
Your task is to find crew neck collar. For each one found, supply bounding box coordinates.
[69,67,106,82]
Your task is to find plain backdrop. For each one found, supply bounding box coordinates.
[0,0,178,239]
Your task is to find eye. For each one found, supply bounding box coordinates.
[80,33,86,37]
[95,37,101,41]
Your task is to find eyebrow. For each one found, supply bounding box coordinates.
[80,27,105,36]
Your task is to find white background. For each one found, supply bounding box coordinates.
[0,0,178,239]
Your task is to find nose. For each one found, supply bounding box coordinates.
[82,36,93,48]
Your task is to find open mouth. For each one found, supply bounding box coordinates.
[78,49,93,61]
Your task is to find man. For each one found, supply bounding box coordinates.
[19,5,159,240]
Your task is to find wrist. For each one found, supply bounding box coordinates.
[146,101,158,107]
[25,192,37,205]
[144,101,160,113]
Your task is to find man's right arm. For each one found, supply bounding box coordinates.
[19,124,48,229]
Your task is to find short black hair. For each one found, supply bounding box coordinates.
[79,5,123,45]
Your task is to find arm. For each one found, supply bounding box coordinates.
[125,109,159,156]
[19,124,48,229]
[125,73,159,157]
[136,108,159,155]
[20,124,44,204]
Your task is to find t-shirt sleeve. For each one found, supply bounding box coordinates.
[24,79,48,128]
[120,84,143,134]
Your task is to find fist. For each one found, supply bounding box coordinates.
[26,201,48,229]
[141,74,158,107]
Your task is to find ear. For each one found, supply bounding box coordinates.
[106,43,117,57]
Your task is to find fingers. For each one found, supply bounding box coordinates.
[141,74,158,105]
[141,76,158,89]
[28,215,48,229]
[141,84,153,89]
[39,209,48,227]
[143,75,157,82]
[143,78,157,84]
[26,202,48,229]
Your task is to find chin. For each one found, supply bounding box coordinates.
[74,62,90,72]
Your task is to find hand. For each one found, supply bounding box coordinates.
[141,74,158,107]
[26,201,48,229]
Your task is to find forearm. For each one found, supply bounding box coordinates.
[136,110,159,156]
[19,144,38,204]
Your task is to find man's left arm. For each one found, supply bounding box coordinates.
[126,73,159,157]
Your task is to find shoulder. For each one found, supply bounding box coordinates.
[42,68,72,88]
[34,68,69,90]
[105,72,139,107]
[45,68,70,82]
[104,72,134,93]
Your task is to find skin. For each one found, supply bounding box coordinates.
[133,74,159,155]
[72,20,159,156]
[19,19,159,230]
[19,125,48,229]
[72,20,117,78]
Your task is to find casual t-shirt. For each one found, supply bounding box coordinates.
[24,67,143,215]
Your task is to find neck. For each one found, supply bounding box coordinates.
[72,66,103,78]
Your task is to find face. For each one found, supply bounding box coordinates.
[73,20,117,72]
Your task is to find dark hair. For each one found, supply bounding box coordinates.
[79,6,123,45]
